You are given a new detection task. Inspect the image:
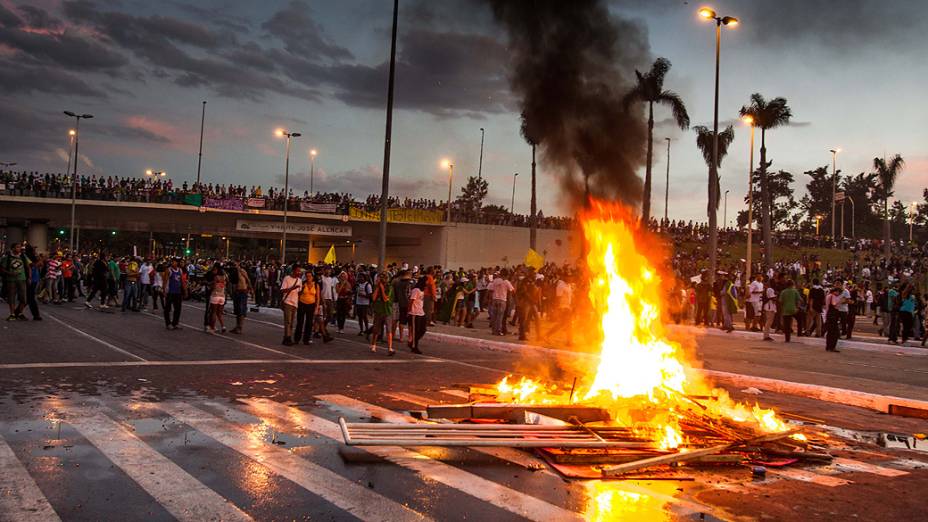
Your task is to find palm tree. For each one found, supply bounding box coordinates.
[872,154,905,258]
[624,57,690,223]
[739,94,792,266]
[694,125,735,213]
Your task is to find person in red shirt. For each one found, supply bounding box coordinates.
[60,257,74,302]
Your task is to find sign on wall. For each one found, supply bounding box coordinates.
[236,219,352,236]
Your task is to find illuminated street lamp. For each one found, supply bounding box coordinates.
[829,148,841,244]
[742,114,755,280]
[64,110,93,253]
[698,6,738,284]
[275,129,302,263]
[309,148,318,194]
[441,159,454,222]
[510,172,519,216]
[145,169,166,177]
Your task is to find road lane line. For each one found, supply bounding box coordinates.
[66,409,253,522]
[0,359,446,370]
[140,310,302,360]
[46,313,147,362]
[157,401,427,522]
[240,397,583,522]
[0,436,61,522]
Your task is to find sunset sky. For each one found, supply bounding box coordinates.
[2,0,926,222]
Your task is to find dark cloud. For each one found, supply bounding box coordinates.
[0,4,22,28]
[96,125,172,144]
[16,5,63,29]
[261,0,353,61]
[0,59,106,97]
[0,104,72,159]
[0,25,128,70]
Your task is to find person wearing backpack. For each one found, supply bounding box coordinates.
[886,283,901,344]
[0,242,30,321]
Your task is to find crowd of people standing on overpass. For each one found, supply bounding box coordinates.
[0,170,572,229]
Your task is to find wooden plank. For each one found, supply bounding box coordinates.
[426,403,611,423]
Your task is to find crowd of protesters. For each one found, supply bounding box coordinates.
[0,170,571,229]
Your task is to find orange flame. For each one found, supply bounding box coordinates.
[496,199,788,442]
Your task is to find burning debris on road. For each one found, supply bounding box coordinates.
[340,201,833,478]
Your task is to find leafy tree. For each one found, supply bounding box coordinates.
[736,170,797,231]
[624,57,690,222]
[839,172,879,239]
[693,125,735,211]
[801,166,837,235]
[872,154,905,256]
[739,94,792,265]
[455,175,489,215]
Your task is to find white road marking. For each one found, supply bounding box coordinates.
[0,359,446,370]
[46,313,147,361]
[439,389,470,399]
[66,408,253,522]
[140,311,301,360]
[0,435,61,522]
[767,468,851,487]
[241,397,583,522]
[832,457,909,477]
[157,402,426,522]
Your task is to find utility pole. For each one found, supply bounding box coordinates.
[478,127,485,179]
[663,138,671,225]
[196,101,206,188]
[530,144,537,250]
[377,0,399,269]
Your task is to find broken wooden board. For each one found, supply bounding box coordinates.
[426,403,611,423]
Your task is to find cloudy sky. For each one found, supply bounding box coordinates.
[2,0,926,222]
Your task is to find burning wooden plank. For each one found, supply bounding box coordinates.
[426,403,611,423]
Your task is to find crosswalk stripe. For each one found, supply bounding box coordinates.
[767,468,851,487]
[0,435,61,522]
[242,397,584,522]
[66,409,253,522]
[832,457,908,477]
[157,401,427,522]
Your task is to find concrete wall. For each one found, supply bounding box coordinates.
[440,223,581,269]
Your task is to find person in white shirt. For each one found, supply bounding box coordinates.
[407,277,427,354]
[280,265,303,346]
[320,267,337,325]
[551,272,574,345]
[139,260,152,310]
[865,286,874,318]
[748,274,764,331]
[487,270,515,336]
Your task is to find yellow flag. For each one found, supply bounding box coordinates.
[524,248,544,269]
[324,244,337,264]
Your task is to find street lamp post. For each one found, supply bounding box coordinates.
[64,111,93,253]
[510,172,519,216]
[742,114,755,281]
[910,201,917,243]
[66,130,76,176]
[847,196,856,240]
[309,149,318,194]
[829,148,840,245]
[441,159,454,222]
[478,128,485,179]
[663,138,671,226]
[276,129,302,264]
[196,101,206,188]
[698,7,738,284]
[724,189,730,229]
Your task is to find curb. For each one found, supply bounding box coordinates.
[667,324,928,357]
[425,330,928,415]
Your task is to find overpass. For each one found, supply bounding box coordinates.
[0,196,579,267]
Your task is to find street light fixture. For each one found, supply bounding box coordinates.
[742,114,755,280]
[145,169,166,177]
[698,6,738,284]
[64,110,93,253]
[275,129,302,264]
[441,159,454,222]
[829,148,841,245]
[309,148,318,194]
[510,172,519,216]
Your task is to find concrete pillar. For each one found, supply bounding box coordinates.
[5,224,25,246]
[27,221,48,256]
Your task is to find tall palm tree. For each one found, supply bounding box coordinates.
[694,125,735,212]
[739,94,792,266]
[872,154,905,258]
[624,57,690,223]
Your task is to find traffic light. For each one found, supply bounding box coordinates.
[184,248,192,255]
[111,230,117,236]
[58,229,65,236]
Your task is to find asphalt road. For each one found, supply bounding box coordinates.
[1,302,926,521]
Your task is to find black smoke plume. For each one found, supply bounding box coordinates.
[489,0,650,209]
